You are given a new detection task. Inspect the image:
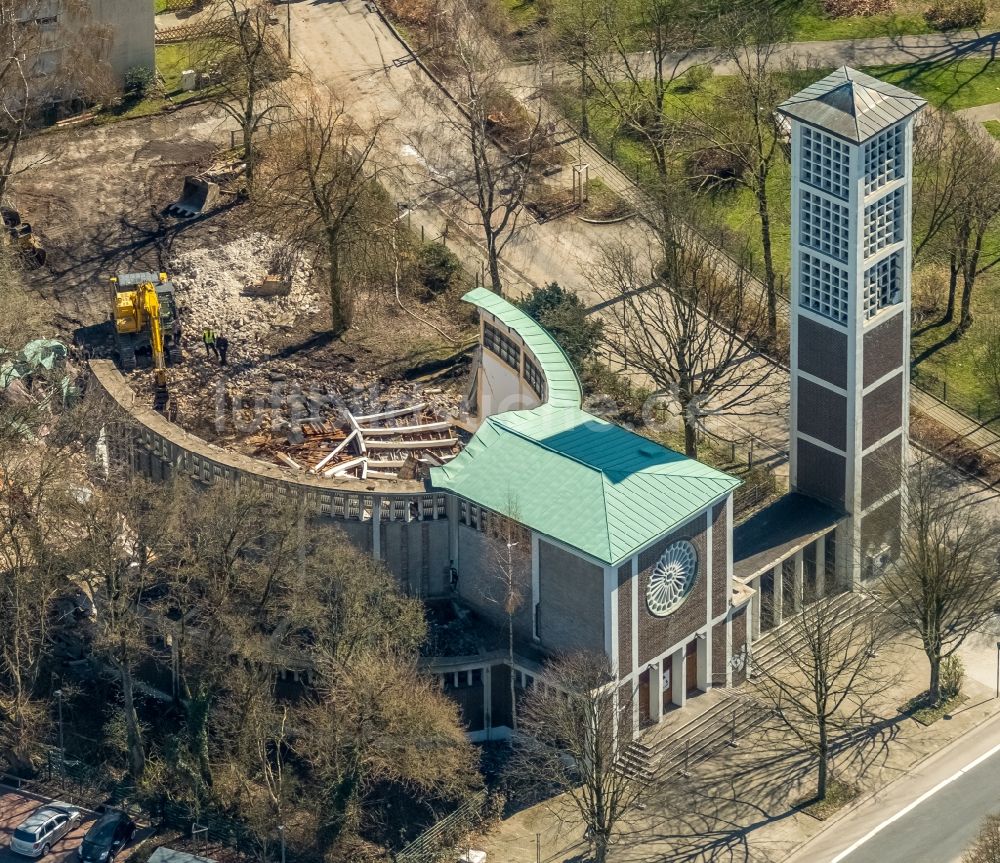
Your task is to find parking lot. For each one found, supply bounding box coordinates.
[0,790,94,863]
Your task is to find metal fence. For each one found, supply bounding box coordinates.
[395,791,488,863]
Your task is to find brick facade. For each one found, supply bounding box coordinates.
[712,502,728,619]
[537,540,604,654]
[861,494,902,560]
[457,524,533,642]
[797,378,848,450]
[861,435,902,509]
[862,372,903,448]
[618,563,632,676]
[798,317,848,388]
[796,439,846,507]
[636,517,710,667]
[863,311,904,387]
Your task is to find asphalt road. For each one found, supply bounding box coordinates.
[791,711,1000,863]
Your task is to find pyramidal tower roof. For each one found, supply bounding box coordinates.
[778,66,926,143]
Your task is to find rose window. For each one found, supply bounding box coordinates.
[646,540,698,617]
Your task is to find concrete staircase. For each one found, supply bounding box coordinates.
[749,588,881,675]
[619,692,771,783]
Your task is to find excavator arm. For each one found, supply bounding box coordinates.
[137,283,169,406]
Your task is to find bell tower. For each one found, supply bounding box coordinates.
[779,68,926,582]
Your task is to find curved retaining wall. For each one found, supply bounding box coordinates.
[89,359,452,594]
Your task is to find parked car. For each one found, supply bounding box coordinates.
[78,811,136,863]
[9,802,82,857]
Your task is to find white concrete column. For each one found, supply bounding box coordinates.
[793,550,804,612]
[372,498,382,560]
[671,650,686,708]
[697,634,709,691]
[751,577,762,640]
[650,661,663,723]
[483,665,492,740]
[815,534,826,598]
[772,562,784,627]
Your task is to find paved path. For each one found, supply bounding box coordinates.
[510,28,1000,84]
[788,708,1000,863]
[911,386,1000,465]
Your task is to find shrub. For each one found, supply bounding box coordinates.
[940,655,965,700]
[685,147,746,191]
[925,0,986,30]
[517,282,603,370]
[824,0,895,15]
[679,64,712,93]
[124,65,154,97]
[416,242,462,296]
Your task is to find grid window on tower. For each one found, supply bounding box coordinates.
[801,126,850,200]
[801,190,850,262]
[862,251,901,320]
[863,125,904,196]
[863,187,903,259]
[799,251,849,325]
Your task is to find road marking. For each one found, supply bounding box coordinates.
[830,740,1000,863]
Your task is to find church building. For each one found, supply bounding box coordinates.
[424,68,925,742]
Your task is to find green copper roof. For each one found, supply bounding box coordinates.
[463,287,582,408]
[432,404,740,566]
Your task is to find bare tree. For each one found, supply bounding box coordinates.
[517,651,643,863]
[419,2,545,293]
[74,470,170,780]
[207,0,289,196]
[880,457,999,705]
[584,0,702,190]
[751,591,893,802]
[981,320,1000,409]
[914,112,1000,333]
[257,95,393,333]
[965,813,1000,863]
[595,208,777,458]
[548,0,608,140]
[0,0,114,202]
[686,3,790,341]
[486,501,528,734]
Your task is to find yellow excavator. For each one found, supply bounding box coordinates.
[110,272,182,411]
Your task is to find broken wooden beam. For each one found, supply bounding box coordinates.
[357,421,453,435]
[310,430,359,473]
[353,403,426,423]
[323,455,367,478]
[276,452,302,470]
[364,437,459,450]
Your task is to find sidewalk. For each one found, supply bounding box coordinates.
[911,386,1000,464]
[479,636,1000,863]
[507,29,1000,83]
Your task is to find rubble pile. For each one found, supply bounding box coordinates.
[245,401,462,480]
[169,233,320,346]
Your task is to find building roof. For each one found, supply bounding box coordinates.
[733,492,844,582]
[778,66,926,143]
[462,287,582,409]
[431,403,740,566]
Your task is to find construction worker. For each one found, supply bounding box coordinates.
[203,327,218,358]
[216,334,229,366]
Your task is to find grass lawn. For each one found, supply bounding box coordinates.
[94,40,223,124]
[780,0,930,41]
[872,58,1000,109]
[553,53,1000,420]
[986,119,1000,138]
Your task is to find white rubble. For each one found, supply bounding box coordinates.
[169,232,320,346]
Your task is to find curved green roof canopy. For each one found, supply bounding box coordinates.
[431,292,739,566]
[462,287,582,408]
